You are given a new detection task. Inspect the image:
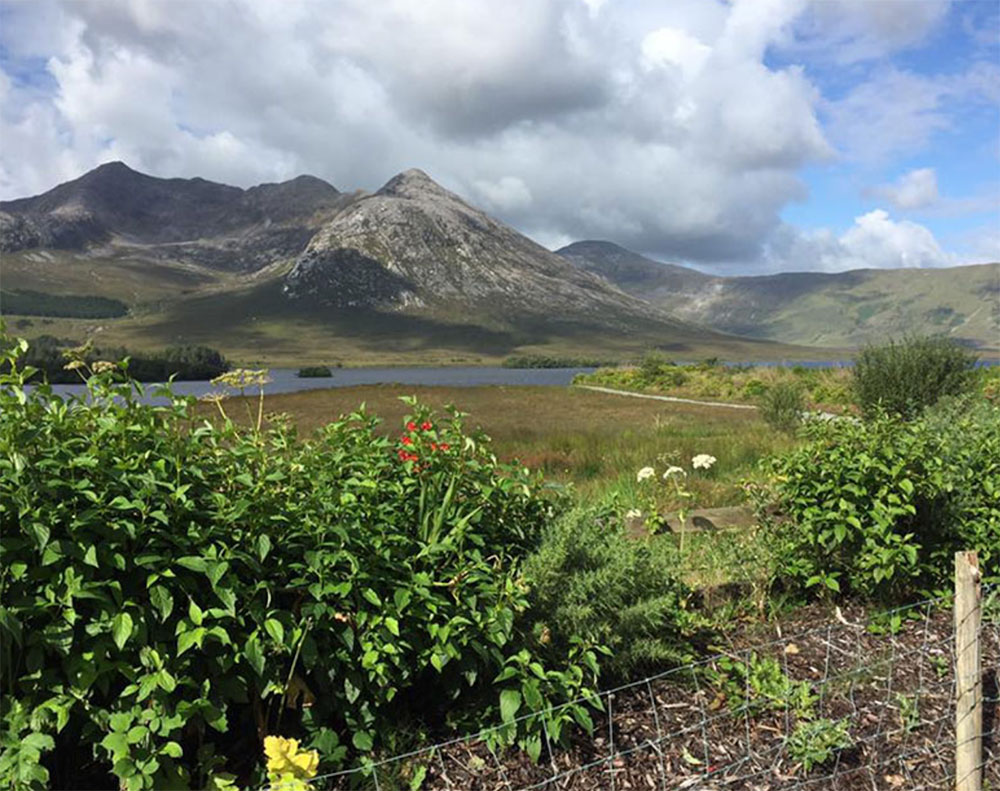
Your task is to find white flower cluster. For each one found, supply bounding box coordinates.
[691,454,717,470]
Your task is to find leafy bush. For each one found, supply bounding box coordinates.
[0,336,602,789]
[705,652,816,718]
[296,366,332,378]
[638,350,670,382]
[762,397,1000,599]
[787,718,853,772]
[852,336,978,419]
[522,504,696,681]
[741,378,767,399]
[759,381,804,433]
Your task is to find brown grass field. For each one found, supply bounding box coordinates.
[200,384,795,509]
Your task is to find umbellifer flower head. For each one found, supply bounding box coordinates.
[636,466,655,482]
[625,508,643,519]
[663,466,686,479]
[692,454,717,470]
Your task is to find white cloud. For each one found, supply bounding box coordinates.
[640,27,711,80]
[872,168,939,210]
[788,0,951,63]
[0,0,990,272]
[474,176,534,213]
[765,209,954,272]
[824,63,1000,163]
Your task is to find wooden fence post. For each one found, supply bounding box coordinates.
[955,550,982,791]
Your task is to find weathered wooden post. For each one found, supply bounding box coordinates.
[955,550,981,791]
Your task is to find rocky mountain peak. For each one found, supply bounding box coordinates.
[376,168,456,200]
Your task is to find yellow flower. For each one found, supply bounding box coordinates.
[264,736,319,779]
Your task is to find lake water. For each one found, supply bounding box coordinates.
[43,366,600,401]
[35,358,998,403]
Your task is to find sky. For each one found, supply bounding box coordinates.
[0,0,998,274]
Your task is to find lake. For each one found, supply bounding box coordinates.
[42,366,600,401]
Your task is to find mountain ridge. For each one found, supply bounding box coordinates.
[1,162,790,363]
[557,240,1000,349]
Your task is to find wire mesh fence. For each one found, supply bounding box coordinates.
[275,580,999,791]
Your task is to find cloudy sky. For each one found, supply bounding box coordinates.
[1,0,997,273]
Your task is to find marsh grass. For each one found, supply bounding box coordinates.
[578,362,854,413]
[200,384,796,510]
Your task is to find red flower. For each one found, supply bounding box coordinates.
[398,450,419,462]
[406,421,417,432]
[421,421,433,431]
[401,436,413,445]
[430,442,438,451]
[439,443,450,451]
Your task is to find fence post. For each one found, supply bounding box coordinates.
[955,550,982,791]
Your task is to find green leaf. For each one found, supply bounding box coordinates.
[362,589,382,607]
[111,612,134,651]
[207,561,228,588]
[244,636,265,676]
[352,730,374,751]
[28,522,50,550]
[149,586,174,622]
[409,764,428,791]
[177,628,206,656]
[499,689,521,724]
[264,618,284,645]
[176,556,208,573]
[384,617,400,636]
[82,545,99,567]
[188,599,204,626]
[256,534,271,561]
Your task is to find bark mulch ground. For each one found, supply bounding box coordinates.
[335,600,1000,791]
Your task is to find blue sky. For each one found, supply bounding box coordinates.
[776,0,999,259]
[1,0,998,273]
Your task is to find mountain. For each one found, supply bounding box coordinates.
[283,169,674,328]
[557,241,1000,350]
[0,161,350,271]
[2,164,800,364]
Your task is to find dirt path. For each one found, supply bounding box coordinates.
[574,384,759,411]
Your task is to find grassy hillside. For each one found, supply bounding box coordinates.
[710,264,1000,349]
[4,265,831,365]
[559,242,999,351]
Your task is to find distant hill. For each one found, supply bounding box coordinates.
[0,163,803,364]
[558,241,1000,350]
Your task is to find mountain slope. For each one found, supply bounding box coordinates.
[0,162,351,272]
[0,163,821,363]
[284,170,690,332]
[558,241,1000,350]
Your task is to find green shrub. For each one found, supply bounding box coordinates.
[522,504,696,681]
[759,381,804,433]
[705,652,817,718]
[763,397,1000,600]
[0,336,601,789]
[787,718,853,772]
[741,378,767,399]
[296,366,332,378]
[852,336,978,419]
